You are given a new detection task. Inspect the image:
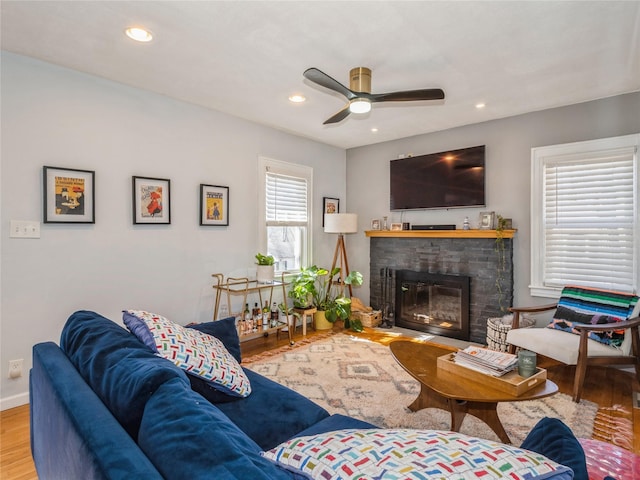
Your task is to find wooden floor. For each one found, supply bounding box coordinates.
[2,326,638,479]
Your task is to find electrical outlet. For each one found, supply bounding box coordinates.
[8,359,23,379]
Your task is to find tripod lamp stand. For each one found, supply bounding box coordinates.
[324,213,358,297]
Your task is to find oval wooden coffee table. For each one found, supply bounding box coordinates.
[390,340,558,444]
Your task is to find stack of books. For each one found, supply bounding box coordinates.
[453,346,519,377]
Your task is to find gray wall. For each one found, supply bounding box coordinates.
[346,92,640,313]
[0,53,346,409]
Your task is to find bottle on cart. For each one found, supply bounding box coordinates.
[262,301,270,327]
[253,302,260,325]
[270,302,279,328]
[244,303,252,333]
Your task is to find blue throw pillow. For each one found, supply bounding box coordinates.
[186,316,241,363]
[520,417,588,480]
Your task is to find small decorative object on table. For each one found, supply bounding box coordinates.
[518,350,537,378]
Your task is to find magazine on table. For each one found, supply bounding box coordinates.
[452,346,518,377]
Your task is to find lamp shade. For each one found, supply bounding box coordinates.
[324,213,358,234]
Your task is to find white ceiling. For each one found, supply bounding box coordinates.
[2,1,639,149]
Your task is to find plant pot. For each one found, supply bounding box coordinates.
[256,265,274,284]
[313,310,333,331]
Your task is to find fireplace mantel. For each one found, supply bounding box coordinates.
[365,229,516,239]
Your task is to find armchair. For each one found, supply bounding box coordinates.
[506,286,640,402]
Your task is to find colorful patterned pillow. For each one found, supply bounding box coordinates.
[262,429,573,480]
[547,286,639,347]
[123,310,251,398]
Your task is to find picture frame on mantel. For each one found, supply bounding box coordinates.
[43,166,95,224]
[322,197,339,226]
[132,176,171,225]
[479,211,496,230]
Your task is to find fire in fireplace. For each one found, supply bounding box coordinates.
[395,270,470,341]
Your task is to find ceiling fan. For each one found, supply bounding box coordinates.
[303,67,445,125]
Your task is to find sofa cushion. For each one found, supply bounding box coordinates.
[547,286,638,347]
[521,417,588,480]
[138,377,293,480]
[60,310,189,440]
[124,310,251,398]
[292,414,377,438]
[263,429,574,480]
[31,342,164,480]
[213,368,330,450]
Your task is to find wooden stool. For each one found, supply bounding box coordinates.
[294,307,317,336]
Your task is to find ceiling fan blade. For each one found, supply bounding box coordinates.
[323,104,351,125]
[304,68,357,100]
[370,88,445,103]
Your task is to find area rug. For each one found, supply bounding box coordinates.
[243,333,598,446]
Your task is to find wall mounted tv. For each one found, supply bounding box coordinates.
[390,145,485,210]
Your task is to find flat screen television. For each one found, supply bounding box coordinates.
[390,145,485,210]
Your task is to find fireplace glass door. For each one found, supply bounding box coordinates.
[396,271,470,340]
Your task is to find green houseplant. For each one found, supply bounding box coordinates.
[255,253,275,284]
[288,265,363,330]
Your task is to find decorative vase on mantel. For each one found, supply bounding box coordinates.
[256,264,275,284]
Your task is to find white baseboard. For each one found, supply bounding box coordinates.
[1,392,29,411]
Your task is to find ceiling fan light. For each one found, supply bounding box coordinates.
[349,98,371,114]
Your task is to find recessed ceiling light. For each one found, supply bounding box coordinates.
[371,127,378,133]
[125,26,153,43]
[475,103,486,109]
[288,94,306,103]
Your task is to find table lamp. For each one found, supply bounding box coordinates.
[324,213,358,296]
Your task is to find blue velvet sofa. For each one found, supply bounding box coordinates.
[30,310,590,480]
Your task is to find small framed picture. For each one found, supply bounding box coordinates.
[322,197,339,226]
[200,184,229,226]
[132,176,171,224]
[390,222,403,231]
[371,219,381,230]
[479,211,496,230]
[43,166,95,224]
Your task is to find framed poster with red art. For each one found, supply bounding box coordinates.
[43,166,95,224]
[200,184,229,226]
[132,176,171,224]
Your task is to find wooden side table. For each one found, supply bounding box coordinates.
[293,307,317,336]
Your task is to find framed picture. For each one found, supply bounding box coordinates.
[479,211,496,230]
[132,176,171,224]
[200,184,229,226]
[390,222,403,231]
[371,219,381,230]
[322,197,339,226]
[43,166,95,224]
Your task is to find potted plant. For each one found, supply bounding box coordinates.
[288,265,363,330]
[255,253,275,284]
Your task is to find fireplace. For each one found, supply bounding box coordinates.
[395,270,470,341]
[368,232,514,344]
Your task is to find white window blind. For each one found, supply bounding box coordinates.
[531,134,639,297]
[258,156,312,272]
[265,172,308,226]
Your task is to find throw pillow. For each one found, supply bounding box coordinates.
[123,310,251,398]
[262,429,574,480]
[186,316,241,363]
[546,286,639,347]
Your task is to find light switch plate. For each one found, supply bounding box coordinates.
[10,220,40,238]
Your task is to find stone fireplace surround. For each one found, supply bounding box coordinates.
[367,230,515,344]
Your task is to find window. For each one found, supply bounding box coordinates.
[531,134,639,298]
[258,157,312,273]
